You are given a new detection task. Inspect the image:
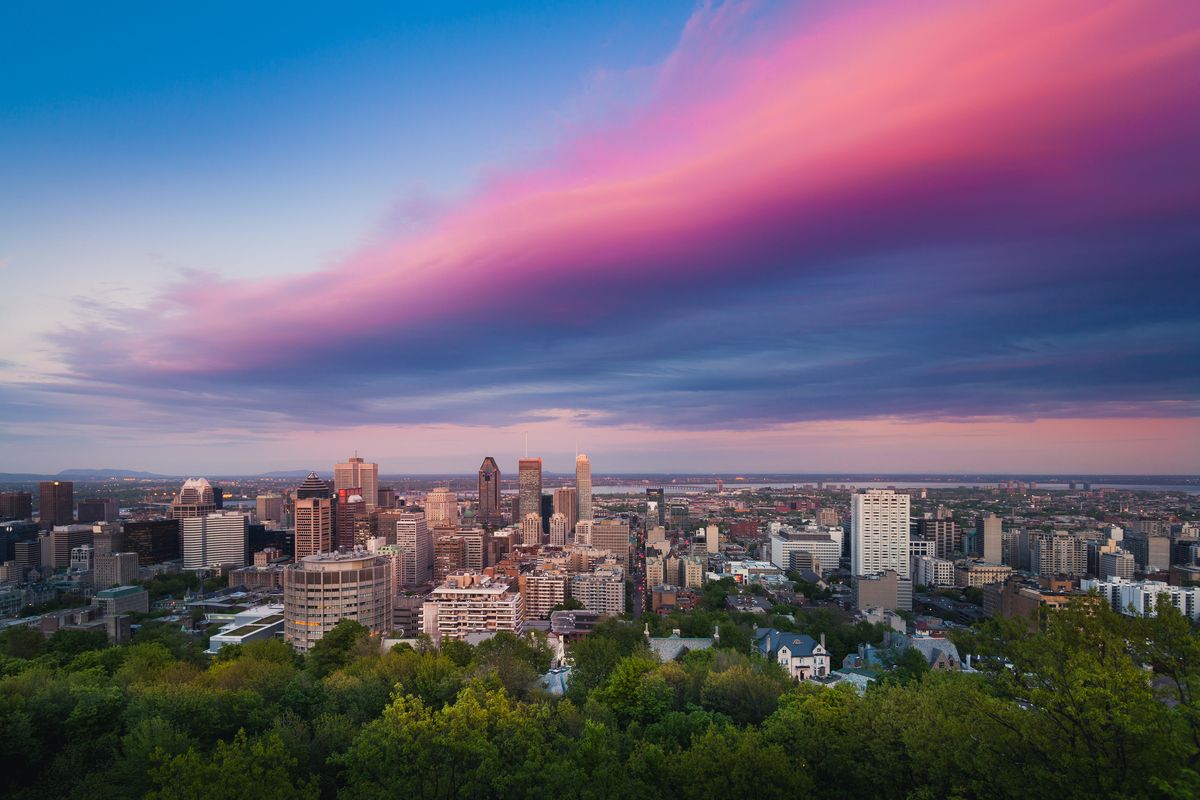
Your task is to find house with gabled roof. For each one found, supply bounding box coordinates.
[753,627,831,680]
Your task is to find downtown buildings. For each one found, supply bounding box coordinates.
[334,455,379,512]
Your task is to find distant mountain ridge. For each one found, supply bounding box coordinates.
[56,468,171,478]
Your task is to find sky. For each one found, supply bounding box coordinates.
[1,0,1198,476]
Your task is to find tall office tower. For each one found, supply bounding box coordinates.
[44,525,93,568]
[77,498,119,525]
[549,512,569,546]
[851,489,911,578]
[976,513,1002,563]
[552,487,577,535]
[521,513,543,546]
[95,552,139,589]
[180,512,247,570]
[0,491,33,521]
[296,471,332,500]
[646,488,666,527]
[123,519,180,564]
[424,487,458,529]
[478,457,502,526]
[916,518,962,559]
[540,494,554,537]
[295,497,333,559]
[518,458,543,530]
[170,478,216,520]
[590,519,632,569]
[255,493,284,523]
[335,489,370,550]
[377,486,396,509]
[283,551,393,652]
[91,525,122,556]
[335,455,378,511]
[393,512,432,586]
[38,481,74,529]
[575,454,592,522]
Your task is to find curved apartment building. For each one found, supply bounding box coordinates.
[283,550,392,651]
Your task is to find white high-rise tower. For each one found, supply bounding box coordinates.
[851,489,911,578]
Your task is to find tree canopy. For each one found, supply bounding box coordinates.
[0,597,1195,799]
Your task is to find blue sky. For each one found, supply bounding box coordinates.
[1,1,1197,475]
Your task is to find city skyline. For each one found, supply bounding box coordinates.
[2,1,1198,474]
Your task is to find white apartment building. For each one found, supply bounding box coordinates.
[1082,577,1200,621]
[912,555,956,588]
[851,489,911,578]
[421,572,524,640]
[569,565,625,616]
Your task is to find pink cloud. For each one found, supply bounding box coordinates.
[58,0,1200,388]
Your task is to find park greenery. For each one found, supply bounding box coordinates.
[0,598,1196,799]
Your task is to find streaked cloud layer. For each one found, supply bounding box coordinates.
[5,0,1199,472]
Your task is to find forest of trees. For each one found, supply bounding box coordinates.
[0,598,1197,800]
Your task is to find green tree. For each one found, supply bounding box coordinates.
[147,730,318,800]
[306,619,372,679]
[0,624,45,659]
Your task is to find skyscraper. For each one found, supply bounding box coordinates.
[335,455,379,511]
[575,454,592,522]
[424,487,458,529]
[296,471,332,500]
[181,511,247,570]
[335,489,369,550]
[549,512,569,546]
[976,513,1002,564]
[392,512,432,586]
[0,491,33,521]
[851,489,911,578]
[521,513,543,546]
[553,487,577,535]
[590,519,631,569]
[477,457,502,526]
[170,478,216,520]
[38,481,74,529]
[295,496,332,559]
[518,457,543,530]
[646,488,665,527]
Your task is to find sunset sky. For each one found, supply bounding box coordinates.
[2,0,1197,475]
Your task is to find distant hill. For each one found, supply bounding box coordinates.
[256,470,327,478]
[56,468,170,479]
